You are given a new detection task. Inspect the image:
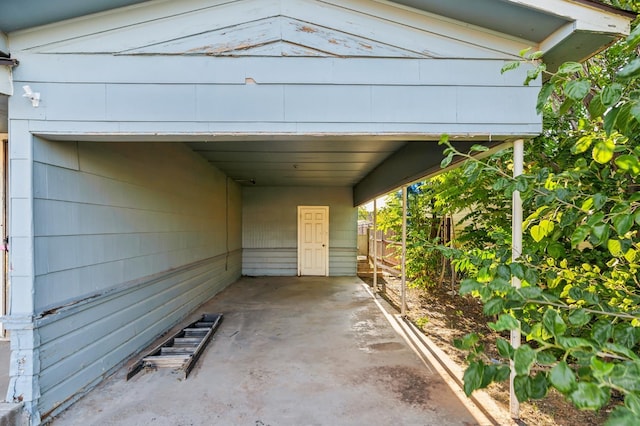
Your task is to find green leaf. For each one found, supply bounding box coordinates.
[631,102,640,124]
[463,361,484,396]
[591,357,615,380]
[496,338,513,359]
[495,365,511,382]
[549,361,576,393]
[501,61,520,74]
[569,382,610,410]
[618,58,640,80]
[606,406,640,426]
[514,345,537,375]
[625,248,637,263]
[530,372,549,399]
[536,350,557,366]
[556,336,594,350]
[547,242,565,258]
[524,268,539,286]
[543,308,566,338]
[587,211,605,227]
[593,193,607,210]
[568,308,591,327]
[470,144,490,153]
[496,264,511,280]
[604,107,621,136]
[514,375,530,402]
[602,83,624,107]
[592,320,613,345]
[572,135,593,154]
[483,297,505,316]
[558,62,584,75]
[589,93,606,119]
[592,139,616,164]
[614,324,638,349]
[625,393,640,416]
[509,263,524,280]
[609,362,640,392]
[571,225,590,248]
[626,23,640,48]
[616,155,640,176]
[614,214,634,236]
[536,83,555,114]
[454,333,480,350]
[565,79,591,101]
[440,152,454,168]
[590,222,610,246]
[608,239,623,257]
[531,219,554,242]
[460,279,482,295]
[489,314,520,332]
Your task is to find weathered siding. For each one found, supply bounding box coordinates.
[242,187,356,276]
[9,57,540,138]
[29,139,241,419]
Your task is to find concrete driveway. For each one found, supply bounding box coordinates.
[51,276,486,425]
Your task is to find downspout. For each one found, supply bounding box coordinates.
[510,139,524,419]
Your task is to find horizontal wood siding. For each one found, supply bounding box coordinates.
[31,139,242,419]
[243,248,297,276]
[9,72,540,138]
[242,187,356,276]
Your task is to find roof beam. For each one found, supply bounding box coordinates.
[508,0,631,35]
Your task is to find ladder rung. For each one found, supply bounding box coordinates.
[174,337,203,345]
[161,347,196,355]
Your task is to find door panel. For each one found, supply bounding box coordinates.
[298,206,329,276]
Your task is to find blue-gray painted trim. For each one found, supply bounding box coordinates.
[353,140,505,206]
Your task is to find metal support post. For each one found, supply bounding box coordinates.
[510,139,524,419]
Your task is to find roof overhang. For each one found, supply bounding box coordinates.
[0,0,635,205]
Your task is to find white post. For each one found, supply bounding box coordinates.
[510,139,524,419]
[401,186,407,317]
[373,198,378,292]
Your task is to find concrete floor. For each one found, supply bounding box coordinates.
[51,276,482,425]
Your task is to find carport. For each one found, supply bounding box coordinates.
[0,0,633,424]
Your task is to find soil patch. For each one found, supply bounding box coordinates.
[362,274,612,426]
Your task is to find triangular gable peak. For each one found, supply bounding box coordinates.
[13,0,528,59]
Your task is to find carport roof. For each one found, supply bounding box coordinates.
[0,0,635,205]
[0,0,634,65]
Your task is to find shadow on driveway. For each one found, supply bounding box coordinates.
[52,276,482,425]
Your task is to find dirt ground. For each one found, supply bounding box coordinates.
[362,273,613,426]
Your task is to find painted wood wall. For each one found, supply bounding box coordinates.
[9,138,242,421]
[242,187,356,276]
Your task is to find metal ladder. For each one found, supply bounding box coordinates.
[127,313,223,380]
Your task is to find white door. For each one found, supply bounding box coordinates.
[298,206,329,276]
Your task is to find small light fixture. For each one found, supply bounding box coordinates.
[22,85,40,107]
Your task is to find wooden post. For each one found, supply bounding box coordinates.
[510,139,524,419]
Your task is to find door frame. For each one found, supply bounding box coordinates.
[297,205,329,276]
